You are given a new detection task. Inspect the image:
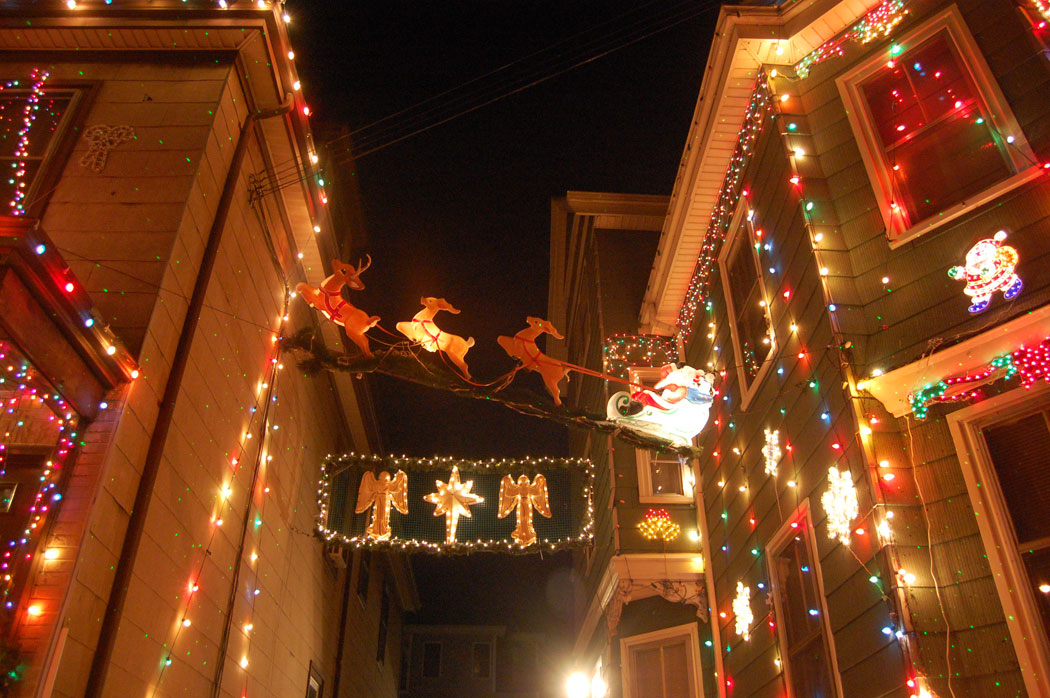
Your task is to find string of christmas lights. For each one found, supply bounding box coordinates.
[676,73,774,342]
[908,337,1050,418]
[5,68,49,216]
[795,0,909,78]
[637,508,680,542]
[0,342,77,616]
[602,334,678,379]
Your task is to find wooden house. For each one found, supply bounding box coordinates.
[0,2,416,697]
[559,1,1050,697]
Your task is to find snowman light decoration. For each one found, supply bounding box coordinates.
[947,230,1022,314]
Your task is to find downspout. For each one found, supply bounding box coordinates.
[83,94,294,698]
[330,566,354,697]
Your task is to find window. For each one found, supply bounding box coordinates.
[982,412,1050,637]
[421,642,441,678]
[837,6,1038,245]
[0,85,77,217]
[718,202,775,409]
[305,662,324,698]
[767,507,841,698]
[356,550,370,603]
[629,368,694,503]
[949,387,1050,697]
[376,585,390,664]
[0,484,16,513]
[620,623,703,698]
[472,642,491,678]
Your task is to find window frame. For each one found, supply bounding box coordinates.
[765,501,844,698]
[619,622,704,698]
[836,5,1039,247]
[717,199,776,411]
[304,661,324,698]
[471,641,492,679]
[628,366,695,504]
[947,381,1050,698]
[421,641,442,679]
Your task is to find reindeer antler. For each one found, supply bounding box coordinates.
[355,254,372,275]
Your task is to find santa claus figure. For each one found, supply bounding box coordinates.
[947,230,1022,314]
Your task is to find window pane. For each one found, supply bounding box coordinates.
[649,454,683,496]
[983,414,1050,545]
[472,643,491,678]
[859,31,1012,228]
[632,646,664,698]
[422,642,441,678]
[727,237,759,318]
[661,641,690,698]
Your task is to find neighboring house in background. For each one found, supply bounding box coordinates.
[563,1,1050,697]
[0,2,415,698]
[400,624,548,698]
[549,192,714,698]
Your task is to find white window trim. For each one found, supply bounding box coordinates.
[766,500,845,698]
[619,622,704,698]
[947,382,1050,698]
[836,4,1039,248]
[717,198,776,412]
[628,366,695,503]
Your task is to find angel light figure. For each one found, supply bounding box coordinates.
[355,470,408,541]
[498,474,552,547]
[947,230,1022,314]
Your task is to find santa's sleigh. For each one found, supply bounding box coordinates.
[606,385,714,447]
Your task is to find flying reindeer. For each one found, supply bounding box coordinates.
[396,297,475,379]
[497,317,570,405]
[296,256,380,357]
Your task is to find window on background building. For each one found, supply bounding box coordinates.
[838,7,1036,244]
[619,624,702,698]
[0,86,76,217]
[628,367,695,504]
[472,642,491,678]
[305,662,324,698]
[718,203,775,410]
[982,411,1050,638]
[376,585,390,664]
[422,642,442,678]
[356,549,370,603]
[767,512,841,698]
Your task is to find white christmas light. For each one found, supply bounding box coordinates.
[762,428,781,476]
[733,582,753,640]
[821,466,858,545]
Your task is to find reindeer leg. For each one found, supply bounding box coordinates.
[543,374,563,406]
[345,327,373,358]
[448,352,472,381]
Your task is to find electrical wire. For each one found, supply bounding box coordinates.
[327,0,721,161]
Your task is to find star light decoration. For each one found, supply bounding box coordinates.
[424,466,483,544]
[637,508,681,542]
[762,428,781,477]
[821,466,859,545]
[733,581,753,641]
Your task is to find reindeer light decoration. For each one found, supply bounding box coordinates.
[497,317,570,405]
[396,297,475,379]
[355,470,409,541]
[296,257,379,357]
[497,473,552,547]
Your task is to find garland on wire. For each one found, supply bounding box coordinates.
[909,337,1050,418]
[794,0,909,78]
[602,334,678,379]
[281,328,701,457]
[676,74,774,342]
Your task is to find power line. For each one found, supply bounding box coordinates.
[326,0,719,161]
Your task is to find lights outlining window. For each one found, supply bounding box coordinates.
[767,509,842,697]
[718,199,776,411]
[0,82,75,217]
[837,7,1038,244]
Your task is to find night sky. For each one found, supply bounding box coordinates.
[294,0,715,636]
